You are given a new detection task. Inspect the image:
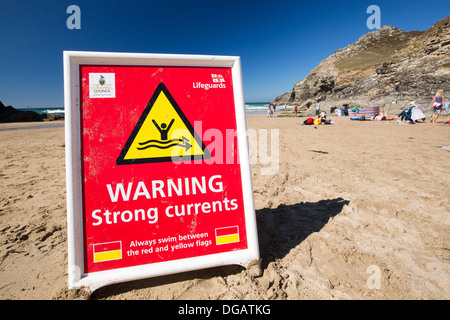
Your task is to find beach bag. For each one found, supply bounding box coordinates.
[303,118,314,125]
[314,118,322,125]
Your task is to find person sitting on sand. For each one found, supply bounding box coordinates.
[383,112,394,121]
[410,101,426,123]
[398,107,413,123]
[319,110,327,121]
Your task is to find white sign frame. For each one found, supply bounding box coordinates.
[63,51,260,291]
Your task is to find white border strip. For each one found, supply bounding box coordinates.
[64,51,259,291]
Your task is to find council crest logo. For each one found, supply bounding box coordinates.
[89,73,116,98]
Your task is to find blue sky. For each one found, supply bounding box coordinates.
[0,0,448,108]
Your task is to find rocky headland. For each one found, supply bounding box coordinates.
[0,101,43,123]
[0,101,63,123]
[272,16,450,115]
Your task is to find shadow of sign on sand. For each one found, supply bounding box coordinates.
[256,197,349,269]
[90,197,349,299]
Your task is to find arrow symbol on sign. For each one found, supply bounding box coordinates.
[178,136,192,151]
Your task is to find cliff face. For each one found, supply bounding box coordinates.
[272,16,450,114]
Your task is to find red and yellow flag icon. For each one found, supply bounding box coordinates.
[93,241,122,263]
[215,226,239,245]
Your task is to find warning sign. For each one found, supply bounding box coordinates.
[64,52,259,291]
[117,83,211,165]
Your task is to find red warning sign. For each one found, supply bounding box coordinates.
[78,62,251,275]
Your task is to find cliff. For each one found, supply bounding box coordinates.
[272,16,450,114]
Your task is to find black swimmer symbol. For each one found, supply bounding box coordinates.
[152,119,174,141]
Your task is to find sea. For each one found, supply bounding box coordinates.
[17,107,65,115]
[244,103,294,115]
[17,104,294,116]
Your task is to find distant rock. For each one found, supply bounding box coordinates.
[0,101,44,123]
[272,16,450,115]
[42,113,64,121]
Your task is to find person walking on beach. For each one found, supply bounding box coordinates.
[431,89,445,123]
[294,104,298,118]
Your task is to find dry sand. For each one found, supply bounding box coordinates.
[0,116,449,300]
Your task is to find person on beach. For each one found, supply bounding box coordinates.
[431,89,445,123]
[267,104,273,118]
[410,101,426,123]
[398,107,413,123]
[315,100,321,116]
[294,105,298,118]
[319,110,327,121]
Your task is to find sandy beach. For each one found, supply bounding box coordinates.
[0,115,449,300]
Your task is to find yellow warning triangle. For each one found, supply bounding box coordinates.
[116,83,211,165]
